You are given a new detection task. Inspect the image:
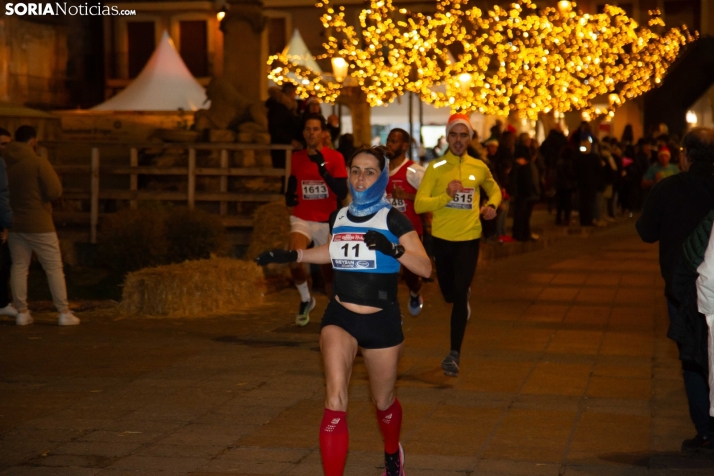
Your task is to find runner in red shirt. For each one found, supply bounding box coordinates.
[285,114,348,325]
[385,128,426,316]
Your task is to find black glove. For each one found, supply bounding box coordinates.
[364,230,405,258]
[255,249,298,265]
[307,150,324,166]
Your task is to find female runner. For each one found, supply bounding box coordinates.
[257,146,431,476]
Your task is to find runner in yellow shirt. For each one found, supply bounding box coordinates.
[415,114,501,377]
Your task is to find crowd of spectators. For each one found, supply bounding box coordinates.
[265,86,693,246]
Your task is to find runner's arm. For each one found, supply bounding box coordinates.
[318,165,348,201]
[255,243,331,265]
[285,175,298,207]
[392,185,416,201]
[299,241,332,264]
[406,163,425,190]
[398,231,431,278]
[414,166,452,213]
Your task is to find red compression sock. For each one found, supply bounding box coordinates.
[376,398,402,454]
[319,408,349,476]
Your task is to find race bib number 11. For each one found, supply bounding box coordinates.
[329,233,377,270]
[445,188,475,209]
[302,180,328,200]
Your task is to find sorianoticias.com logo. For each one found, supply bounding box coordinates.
[5,3,137,16]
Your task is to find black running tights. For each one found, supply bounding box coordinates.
[433,237,480,353]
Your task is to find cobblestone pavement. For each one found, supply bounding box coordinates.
[1,222,714,475]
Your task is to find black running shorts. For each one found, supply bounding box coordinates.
[320,299,404,349]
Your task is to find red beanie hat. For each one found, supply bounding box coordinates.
[446,113,474,138]
[658,145,671,158]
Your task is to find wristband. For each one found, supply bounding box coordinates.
[393,244,406,259]
[297,249,304,263]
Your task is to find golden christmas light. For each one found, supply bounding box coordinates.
[267,0,694,118]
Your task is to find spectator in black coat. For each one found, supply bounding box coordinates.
[608,143,624,218]
[636,127,714,453]
[510,134,539,241]
[555,146,577,225]
[266,83,302,169]
[574,133,602,226]
[492,131,515,239]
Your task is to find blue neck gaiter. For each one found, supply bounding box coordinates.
[348,160,392,217]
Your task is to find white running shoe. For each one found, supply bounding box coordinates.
[58,311,80,326]
[16,311,33,326]
[0,304,19,317]
[408,293,423,316]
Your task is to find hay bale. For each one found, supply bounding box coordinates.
[244,201,290,262]
[120,258,265,317]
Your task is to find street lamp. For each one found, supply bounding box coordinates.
[331,57,349,83]
[557,1,573,12]
[686,110,698,125]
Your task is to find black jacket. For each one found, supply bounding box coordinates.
[574,151,603,193]
[540,130,567,170]
[670,209,714,371]
[266,97,301,145]
[636,161,714,298]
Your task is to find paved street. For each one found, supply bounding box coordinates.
[1,221,713,475]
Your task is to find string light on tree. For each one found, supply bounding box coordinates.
[267,0,694,118]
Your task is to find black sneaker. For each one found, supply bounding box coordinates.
[441,351,460,377]
[681,434,714,454]
[382,443,405,476]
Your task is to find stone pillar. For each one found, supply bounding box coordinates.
[222,0,267,102]
[337,87,371,148]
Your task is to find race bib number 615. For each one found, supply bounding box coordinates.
[445,188,475,210]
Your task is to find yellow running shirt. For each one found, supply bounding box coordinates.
[415,150,502,241]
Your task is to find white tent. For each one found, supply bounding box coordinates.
[282,29,322,73]
[93,31,207,111]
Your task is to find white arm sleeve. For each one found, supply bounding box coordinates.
[696,226,714,316]
[406,163,425,190]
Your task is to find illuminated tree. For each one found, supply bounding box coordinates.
[267,0,694,119]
